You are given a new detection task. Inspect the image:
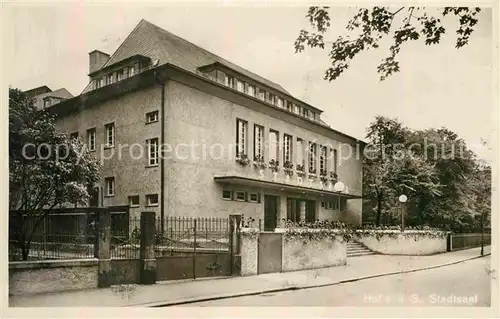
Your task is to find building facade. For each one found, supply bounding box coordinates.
[49,19,364,229]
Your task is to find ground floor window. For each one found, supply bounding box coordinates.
[286,198,316,223]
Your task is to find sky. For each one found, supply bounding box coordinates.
[3,3,495,162]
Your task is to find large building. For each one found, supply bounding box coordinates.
[48,19,364,230]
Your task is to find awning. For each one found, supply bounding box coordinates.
[214,176,362,199]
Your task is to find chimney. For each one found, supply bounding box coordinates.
[88,50,110,75]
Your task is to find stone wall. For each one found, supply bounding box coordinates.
[281,231,346,272]
[239,228,259,275]
[9,259,98,295]
[356,230,448,255]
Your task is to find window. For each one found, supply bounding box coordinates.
[283,134,292,164]
[87,128,96,151]
[116,70,124,82]
[128,195,139,207]
[296,138,304,169]
[294,104,300,114]
[269,130,279,162]
[302,108,310,118]
[257,89,265,101]
[236,80,244,92]
[106,74,114,85]
[249,193,259,203]
[286,101,292,112]
[309,142,317,173]
[225,75,235,88]
[236,119,247,157]
[321,201,325,208]
[146,194,159,206]
[268,93,275,104]
[222,190,232,200]
[147,138,159,166]
[247,84,255,97]
[123,67,129,79]
[235,191,246,201]
[70,132,78,140]
[333,149,338,173]
[277,98,284,108]
[105,123,115,147]
[320,146,327,174]
[105,177,115,196]
[43,99,50,108]
[146,110,159,123]
[311,112,316,121]
[254,125,264,160]
[328,201,333,209]
[96,78,104,89]
[128,66,135,77]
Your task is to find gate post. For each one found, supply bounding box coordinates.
[140,211,157,285]
[97,209,112,288]
[229,214,242,275]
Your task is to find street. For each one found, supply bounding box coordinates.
[185,256,492,307]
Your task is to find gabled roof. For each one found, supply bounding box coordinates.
[32,88,74,110]
[98,19,290,95]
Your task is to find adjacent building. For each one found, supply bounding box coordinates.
[47,19,364,230]
[25,85,74,110]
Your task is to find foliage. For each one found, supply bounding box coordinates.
[236,152,250,166]
[282,219,355,243]
[362,116,490,232]
[9,88,100,260]
[269,159,280,172]
[295,6,482,81]
[253,155,267,169]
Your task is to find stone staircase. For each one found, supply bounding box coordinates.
[347,241,375,257]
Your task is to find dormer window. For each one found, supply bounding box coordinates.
[116,69,124,82]
[43,99,50,108]
[128,66,135,77]
[246,84,255,97]
[277,98,284,108]
[225,75,235,89]
[286,101,292,112]
[106,74,114,85]
[236,80,244,92]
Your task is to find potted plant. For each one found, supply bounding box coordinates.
[320,169,328,183]
[283,161,294,176]
[236,152,250,166]
[269,159,280,172]
[296,164,306,177]
[329,171,338,182]
[253,155,267,169]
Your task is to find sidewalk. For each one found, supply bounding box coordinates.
[9,246,491,307]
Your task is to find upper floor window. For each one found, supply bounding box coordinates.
[268,93,275,105]
[105,123,115,147]
[309,142,317,173]
[236,119,247,157]
[116,69,124,82]
[254,125,264,160]
[257,89,265,101]
[236,80,244,92]
[294,104,300,114]
[302,108,310,118]
[43,99,50,108]
[283,134,292,164]
[247,84,256,97]
[128,66,136,77]
[106,74,114,85]
[70,132,79,140]
[286,101,292,112]
[225,75,235,89]
[296,138,305,169]
[333,148,338,173]
[277,98,284,108]
[87,128,96,151]
[269,130,279,162]
[146,110,159,123]
[148,138,159,166]
[320,145,327,174]
[96,78,105,89]
[146,194,159,206]
[105,177,115,197]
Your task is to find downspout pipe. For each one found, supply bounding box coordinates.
[154,70,165,235]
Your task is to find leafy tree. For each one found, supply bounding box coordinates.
[9,88,100,260]
[295,6,482,81]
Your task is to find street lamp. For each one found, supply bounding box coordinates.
[334,181,345,213]
[398,195,408,232]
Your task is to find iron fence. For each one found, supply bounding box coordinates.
[9,211,130,261]
[155,217,231,255]
[450,233,491,251]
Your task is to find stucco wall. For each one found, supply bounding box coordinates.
[239,229,258,276]
[356,230,448,255]
[9,259,98,295]
[282,233,346,272]
[165,80,363,221]
[55,86,162,219]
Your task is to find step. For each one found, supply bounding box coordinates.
[348,251,375,257]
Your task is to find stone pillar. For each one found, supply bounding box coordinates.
[97,210,111,288]
[140,211,156,285]
[229,214,242,275]
[299,201,306,222]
